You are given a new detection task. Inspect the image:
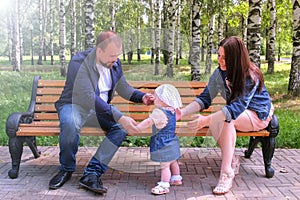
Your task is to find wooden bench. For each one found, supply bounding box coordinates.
[6,75,279,179]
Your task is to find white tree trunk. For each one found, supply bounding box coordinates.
[110,1,116,31]
[49,0,54,64]
[166,0,177,77]
[205,14,215,74]
[175,0,181,65]
[85,0,95,49]
[43,0,47,62]
[247,0,262,68]
[217,0,224,43]
[78,0,83,51]
[12,0,21,71]
[137,0,141,62]
[190,0,201,81]
[288,0,300,96]
[267,0,276,74]
[18,0,23,64]
[154,0,162,75]
[37,0,43,65]
[150,0,155,64]
[58,0,66,76]
[70,0,76,58]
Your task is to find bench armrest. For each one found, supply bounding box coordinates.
[6,75,40,138]
[267,114,279,137]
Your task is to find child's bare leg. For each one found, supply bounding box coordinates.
[151,162,171,195]
[170,160,180,175]
[160,162,171,182]
[170,160,183,185]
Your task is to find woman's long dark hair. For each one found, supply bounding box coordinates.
[220,36,264,103]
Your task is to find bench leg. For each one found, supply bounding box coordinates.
[261,136,276,178]
[261,114,279,178]
[8,136,25,179]
[25,137,41,159]
[8,136,41,179]
[244,136,261,158]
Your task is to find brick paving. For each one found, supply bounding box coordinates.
[0,146,299,200]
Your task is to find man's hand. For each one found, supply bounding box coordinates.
[118,116,140,135]
[142,93,155,105]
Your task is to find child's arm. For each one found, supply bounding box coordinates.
[136,117,154,131]
[136,108,168,133]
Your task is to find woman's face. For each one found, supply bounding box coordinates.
[218,47,226,71]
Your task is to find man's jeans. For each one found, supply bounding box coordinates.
[58,104,127,177]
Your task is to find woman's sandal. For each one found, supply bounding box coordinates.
[151,184,170,195]
[232,156,240,175]
[213,171,235,195]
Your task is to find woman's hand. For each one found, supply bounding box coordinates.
[187,114,211,130]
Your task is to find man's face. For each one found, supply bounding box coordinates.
[97,43,122,68]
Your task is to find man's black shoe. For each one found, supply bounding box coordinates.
[49,170,72,189]
[79,174,107,194]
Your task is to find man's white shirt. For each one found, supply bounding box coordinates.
[96,63,112,103]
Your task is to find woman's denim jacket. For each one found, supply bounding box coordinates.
[195,67,272,122]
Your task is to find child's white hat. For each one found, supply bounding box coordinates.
[155,84,182,109]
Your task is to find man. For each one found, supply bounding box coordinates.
[49,31,154,194]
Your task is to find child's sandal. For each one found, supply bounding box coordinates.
[213,171,235,195]
[151,185,169,195]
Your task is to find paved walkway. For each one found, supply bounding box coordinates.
[0,146,299,200]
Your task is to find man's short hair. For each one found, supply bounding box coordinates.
[96,31,122,50]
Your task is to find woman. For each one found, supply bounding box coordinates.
[180,36,274,195]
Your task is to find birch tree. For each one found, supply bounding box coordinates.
[70,0,76,58]
[190,0,201,81]
[154,0,162,75]
[110,1,116,31]
[127,30,133,64]
[288,0,300,96]
[217,1,224,43]
[267,0,276,74]
[49,0,54,64]
[247,0,262,68]
[77,0,84,51]
[37,0,43,65]
[85,0,95,49]
[43,0,47,62]
[166,0,177,77]
[58,0,66,76]
[175,0,181,65]
[18,1,23,64]
[205,14,215,74]
[11,0,21,71]
[137,0,141,62]
[149,0,155,64]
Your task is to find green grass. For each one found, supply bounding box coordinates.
[0,56,299,148]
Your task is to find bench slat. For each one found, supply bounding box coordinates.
[37,88,63,95]
[16,124,269,137]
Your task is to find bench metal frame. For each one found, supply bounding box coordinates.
[6,75,279,179]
